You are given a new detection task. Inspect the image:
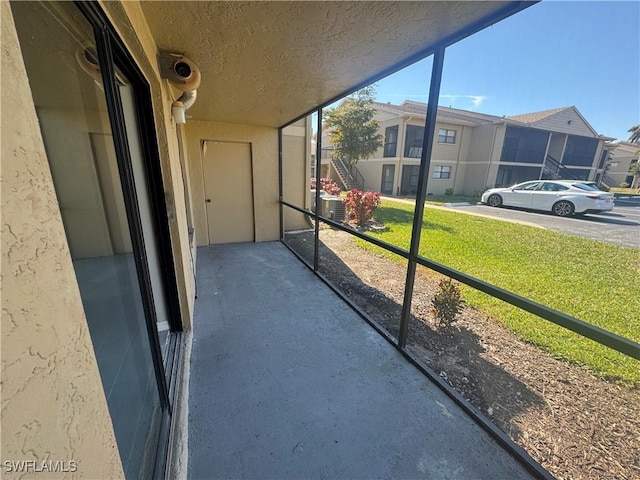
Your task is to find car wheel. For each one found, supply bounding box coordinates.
[487,194,503,207]
[552,200,574,217]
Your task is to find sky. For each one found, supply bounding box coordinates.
[372,1,639,143]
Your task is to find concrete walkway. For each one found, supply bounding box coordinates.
[188,242,535,479]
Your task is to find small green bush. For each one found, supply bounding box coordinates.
[619,182,630,188]
[430,278,465,329]
[473,186,491,200]
[444,188,454,196]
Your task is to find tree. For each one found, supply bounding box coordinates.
[323,85,383,169]
[628,124,640,143]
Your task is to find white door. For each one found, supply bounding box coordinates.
[203,141,255,244]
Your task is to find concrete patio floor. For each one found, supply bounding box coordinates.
[188,242,536,479]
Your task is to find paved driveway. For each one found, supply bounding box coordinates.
[444,203,640,249]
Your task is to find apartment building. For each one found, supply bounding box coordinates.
[323,101,614,196]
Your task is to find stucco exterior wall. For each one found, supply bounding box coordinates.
[458,123,499,193]
[375,115,403,158]
[589,140,606,181]
[432,121,463,162]
[547,133,566,160]
[485,124,507,187]
[356,161,386,192]
[99,0,195,327]
[1,4,123,477]
[185,121,279,246]
[283,120,313,231]
[608,144,639,187]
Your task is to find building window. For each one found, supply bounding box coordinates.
[438,129,456,144]
[433,165,451,179]
[404,125,424,157]
[384,125,398,157]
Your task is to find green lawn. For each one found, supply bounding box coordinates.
[425,194,478,204]
[391,194,478,205]
[357,199,640,386]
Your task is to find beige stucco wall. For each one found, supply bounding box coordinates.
[547,132,566,160]
[453,123,495,194]
[484,124,507,188]
[589,140,606,181]
[608,145,639,187]
[99,0,195,327]
[374,115,403,158]
[355,161,386,192]
[432,121,463,162]
[185,121,279,246]
[1,3,123,477]
[283,120,313,231]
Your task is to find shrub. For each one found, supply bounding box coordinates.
[445,188,454,196]
[311,177,342,196]
[619,182,630,189]
[342,189,381,226]
[473,186,491,200]
[430,278,465,330]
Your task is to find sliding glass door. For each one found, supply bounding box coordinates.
[11,1,179,477]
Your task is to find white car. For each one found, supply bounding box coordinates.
[481,180,614,217]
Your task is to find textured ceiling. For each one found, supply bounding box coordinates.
[140,1,531,127]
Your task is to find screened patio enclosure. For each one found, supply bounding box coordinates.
[5,1,638,479]
[278,27,638,480]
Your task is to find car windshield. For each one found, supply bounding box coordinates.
[572,182,600,192]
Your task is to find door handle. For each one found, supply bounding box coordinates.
[206,199,211,203]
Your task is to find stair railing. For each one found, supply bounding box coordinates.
[545,154,582,181]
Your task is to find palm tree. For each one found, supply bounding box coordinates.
[628,124,640,143]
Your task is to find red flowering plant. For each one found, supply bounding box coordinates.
[310,177,342,196]
[342,189,381,226]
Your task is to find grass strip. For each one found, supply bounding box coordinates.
[356,199,640,386]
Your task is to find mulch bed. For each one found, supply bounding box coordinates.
[286,225,639,480]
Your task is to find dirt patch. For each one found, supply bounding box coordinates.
[286,226,639,480]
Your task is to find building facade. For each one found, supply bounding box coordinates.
[605,142,640,188]
[322,101,614,196]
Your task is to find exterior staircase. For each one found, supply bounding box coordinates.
[331,157,365,190]
[542,154,583,181]
[599,174,617,189]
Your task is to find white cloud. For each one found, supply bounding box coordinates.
[439,94,487,109]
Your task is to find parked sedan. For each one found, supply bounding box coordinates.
[481,180,614,216]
